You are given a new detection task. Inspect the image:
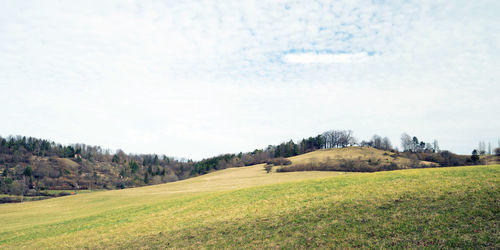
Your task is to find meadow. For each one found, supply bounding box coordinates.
[0,162,498,248]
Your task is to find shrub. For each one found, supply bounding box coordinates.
[276,157,408,173]
[265,158,292,166]
[367,158,380,166]
[264,164,273,173]
[25,189,38,196]
[0,196,22,204]
[381,162,399,171]
[495,148,500,156]
[401,151,480,166]
[58,191,72,196]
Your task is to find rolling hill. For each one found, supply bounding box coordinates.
[1,135,482,202]
[275,147,438,172]
[288,146,437,167]
[0,155,498,248]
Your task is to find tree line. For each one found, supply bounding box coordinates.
[192,130,366,175]
[400,133,439,153]
[1,132,496,199]
[1,131,354,193]
[0,135,193,197]
[476,140,500,155]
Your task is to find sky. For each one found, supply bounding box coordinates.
[1,0,499,160]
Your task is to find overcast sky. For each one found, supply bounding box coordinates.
[1,0,499,159]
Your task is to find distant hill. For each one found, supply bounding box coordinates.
[275,147,438,172]
[0,134,486,201]
[0,135,194,199]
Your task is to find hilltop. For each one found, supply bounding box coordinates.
[276,147,438,172]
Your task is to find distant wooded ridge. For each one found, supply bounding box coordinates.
[0,130,497,200]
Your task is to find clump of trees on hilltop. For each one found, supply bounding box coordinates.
[360,135,393,150]
[399,133,486,166]
[400,133,439,153]
[190,130,355,175]
[476,140,500,156]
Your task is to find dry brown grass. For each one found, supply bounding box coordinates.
[483,155,500,165]
[286,146,437,169]
[56,157,80,168]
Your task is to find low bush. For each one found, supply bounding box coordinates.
[0,196,22,203]
[265,158,292,166]
[264,164,273,173]
[380,162,399,171]
[24,196,49,202]
[277,160,402,173]
[367,158,381,166]
[495,148,500,156]
[401,151,483,166]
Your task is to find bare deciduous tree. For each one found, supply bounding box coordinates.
[372,135,382,149]
[382,137,392,150]
[401,133,412,152]
[433,140,440,153]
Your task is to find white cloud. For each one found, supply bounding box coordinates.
[283,52,371,64]
[0,0,499,159]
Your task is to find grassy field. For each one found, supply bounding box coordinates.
[0,162,498,248]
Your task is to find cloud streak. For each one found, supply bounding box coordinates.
[283,52,371,64]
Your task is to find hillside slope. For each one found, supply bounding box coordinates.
[0,164,343,237]
[0,163,498,249]
[277,147,438,172]
[1,135,480,200]
[289,146,436,166]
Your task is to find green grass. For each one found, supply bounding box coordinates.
[0,164,498,249]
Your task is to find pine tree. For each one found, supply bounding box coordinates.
[471,150,480,163]
[112,154,120,163]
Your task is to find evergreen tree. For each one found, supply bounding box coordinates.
[471,149,480,163]
[153,155,159,165]
[112,154,120,163]
[129,161,139,173]
[23,166,33,177]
